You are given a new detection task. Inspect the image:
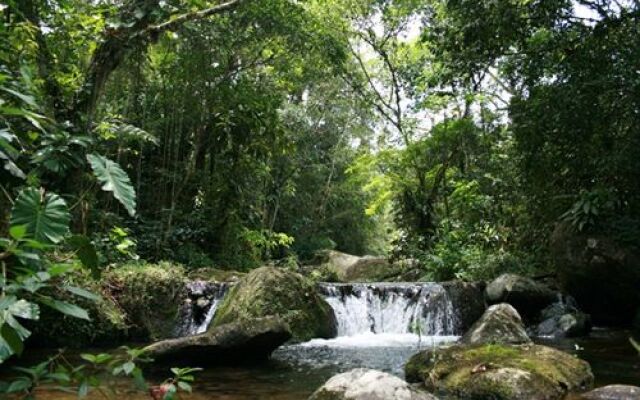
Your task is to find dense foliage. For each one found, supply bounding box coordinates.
[0,0,638,395]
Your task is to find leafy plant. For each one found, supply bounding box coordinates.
[87,154,137,217]
[0,188,97,363]
[9,188,70,244]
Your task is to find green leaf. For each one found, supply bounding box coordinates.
[78,379,89,397]
[0,324,23,357]
[8,300,39,320]
[40,299,90,321]
[66,235,99,276]
[8,225,26,240]
[6,377,31,393]
[87,154,136,216]
[122,361,135,375]
[64,286,101,302]
[10,188,70,244]
[177,381,192,393]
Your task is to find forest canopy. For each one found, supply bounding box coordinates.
[1,0,638,276]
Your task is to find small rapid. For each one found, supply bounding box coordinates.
[174,281,230,337]
[318,282,459,337]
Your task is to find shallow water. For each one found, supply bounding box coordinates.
[5,329,640,399]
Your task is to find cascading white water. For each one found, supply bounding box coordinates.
[174,281,230,337]
[318,283,459,337]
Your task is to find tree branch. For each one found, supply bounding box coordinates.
[72,0,244,128]
[133,0,244,39]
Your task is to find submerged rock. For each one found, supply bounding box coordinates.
[212,266,336,341]
[461,303,532,345]
[485,274,557,320]
[405,344,593,400]
[551,221,640,326]
[309,368,438,400]
[579,384,640,399]
[533,297,591,338]
[144,316,290,365]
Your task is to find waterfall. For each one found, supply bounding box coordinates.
[318,283,459,337]
[174,281,230,337]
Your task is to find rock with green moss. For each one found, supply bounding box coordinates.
[144,316,291,365]
[213,266,336,341]
[405,344,593,400]
[29,269,128,347]
[309,368,438,400]
[315,250,399,282]
[105,261,186,340]
[461,303,531,345]
[187,267,246,283]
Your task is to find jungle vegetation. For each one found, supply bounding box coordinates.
[0,0,638,396]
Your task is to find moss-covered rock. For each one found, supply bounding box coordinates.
[405,344,593,400]
[313,250,399,282]
[29,269,127,347]
[187,267,246,283]
[105,261,186,340]
[144,316,291,365]
[213,266,336,341]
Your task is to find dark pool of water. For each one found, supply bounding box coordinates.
[4,329,639,399]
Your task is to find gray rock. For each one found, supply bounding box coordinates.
[485,274,557,320]
[144,316,291,365]
[461,303,532,345]
[309,368,437,400]
[534,297,591,338]
[579,385,640,400]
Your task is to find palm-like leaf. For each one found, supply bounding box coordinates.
[87,154,136,216]
[10,188,70,244]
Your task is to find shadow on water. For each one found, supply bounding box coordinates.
[3,329,639,399]
[536,328,640,387]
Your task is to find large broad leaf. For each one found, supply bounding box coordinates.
[10,188,70,244]
[87,154,136,217]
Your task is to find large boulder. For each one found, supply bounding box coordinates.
[405,344,593,400]
[579,385,640,400]
[533,297,591,338]
[461,303,532,345]
[105,262,187,340]
[442,281,486,333]
[485,274,557,320]
[212,266,336,341]
[551,222,640,326]
[308,368,438,400]
[144,316,290,365]
[317,250,398,282]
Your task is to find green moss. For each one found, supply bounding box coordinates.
[30,268,127,347]
[105,261,186,340]
[405,344,593,400]
[187,267,246,282]
[213,266,336,341]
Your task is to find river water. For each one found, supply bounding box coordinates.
[5,329,639,399]
[4,280,640,399]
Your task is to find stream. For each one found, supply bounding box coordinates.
[5,282,640,399]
